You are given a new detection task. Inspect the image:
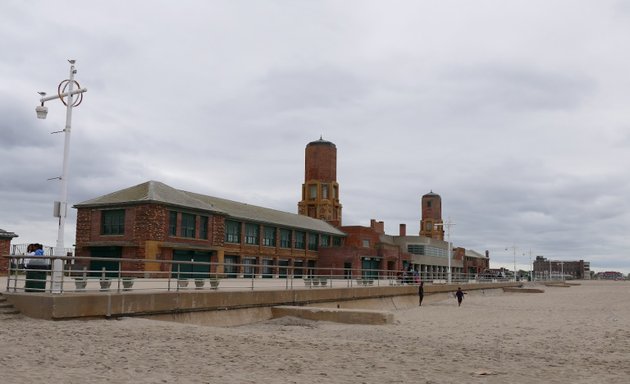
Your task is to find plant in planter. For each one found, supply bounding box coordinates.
[319,277,328,287]
[303,278,312,287]
[208,278,220,290]
[74,277,87,291]
[194,279,205,289]
[99,278,112,291]
[177,279,189,288]
[122,277,135,291]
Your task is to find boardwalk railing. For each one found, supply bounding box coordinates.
[3,255,522,294]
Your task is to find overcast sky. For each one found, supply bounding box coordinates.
[2,0,629,273]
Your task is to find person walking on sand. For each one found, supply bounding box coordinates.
[418,281,424,306]
[455,287,466,307]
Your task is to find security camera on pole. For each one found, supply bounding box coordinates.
[36,60,87,293]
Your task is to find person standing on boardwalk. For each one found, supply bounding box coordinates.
[418,281,424,306]
[455,287,466,307]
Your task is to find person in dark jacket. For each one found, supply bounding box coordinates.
[455,287,466,307]
[418,281,424,306]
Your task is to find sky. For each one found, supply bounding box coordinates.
[1,0,629,273]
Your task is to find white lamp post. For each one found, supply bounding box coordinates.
[435,219,455,284]
[505,245,517,282]
[36,60,87,293]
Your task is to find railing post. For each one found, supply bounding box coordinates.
[176,264,180,292]
[117,260,122,293]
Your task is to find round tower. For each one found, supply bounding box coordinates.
[419,191,444,240]
[298,137,342,226]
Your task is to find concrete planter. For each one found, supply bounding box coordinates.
[209,279,220,290]
[122,278,135,291]
[74,278,87,291]
[99,278,111,291]
[194,279,205,289]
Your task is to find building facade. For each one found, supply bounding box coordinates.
[533,256,591,280]
[72,138,490,280]
[74,181,345,278]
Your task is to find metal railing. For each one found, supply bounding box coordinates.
[3,254,520,294]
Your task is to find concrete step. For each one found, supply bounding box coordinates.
[0,307,19,315]
[0,302,13,308]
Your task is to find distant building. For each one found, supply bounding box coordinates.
[533,256,591,280]
[597,271,623,280]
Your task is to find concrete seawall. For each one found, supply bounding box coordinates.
[4,282,521,322]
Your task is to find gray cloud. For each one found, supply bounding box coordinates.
[1,0,630,273]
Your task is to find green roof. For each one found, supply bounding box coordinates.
[75,181,345,236]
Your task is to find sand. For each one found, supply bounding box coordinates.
[1,280,629,383]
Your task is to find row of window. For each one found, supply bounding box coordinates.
[225,219,341,250]
[407,244,448,258]
[168,211,208,239]
[306,183,338,200]
[101,210,342,249]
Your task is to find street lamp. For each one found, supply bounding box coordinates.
[506,245,517,282]
[435,219,455,284]
[36,60,87,293]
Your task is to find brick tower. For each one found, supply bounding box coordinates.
[419,191,444,240]
[298,137,342,227]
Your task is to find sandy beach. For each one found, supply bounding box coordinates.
[1,280,629,383]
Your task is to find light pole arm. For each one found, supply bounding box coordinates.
[40,88,88,103]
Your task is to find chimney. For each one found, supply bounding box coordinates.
[399,224,406,237]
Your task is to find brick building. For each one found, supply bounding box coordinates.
[72,137,490,279]
[533,256,590,280]
[0,228,18,274]
[73,181,345,278]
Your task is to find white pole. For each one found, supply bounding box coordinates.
[52,62,76,293]
[445,219,453,284]
[513,246,517,282]
[37,61,87,293]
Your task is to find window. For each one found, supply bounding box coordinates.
[333,236,342,246]
[263,226,276,247]
[320,235,330,247]
[200,216,208,239]
[308,233,318,251]
[225,220,241,243]
[295,231,305,249]
[279,228,291,248]
[427,200,432,208]
[425,221,433,231]
[322,184,329,199]
[101,210,125,235]
[362,239,370,248]
[245,223,259,245]
[408,244,425,255]
[168,211,177,236]
[309,185,317,200]
[181,213,196,238]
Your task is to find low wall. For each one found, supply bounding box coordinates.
[271,306,394,325]
[4,282,520,321]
